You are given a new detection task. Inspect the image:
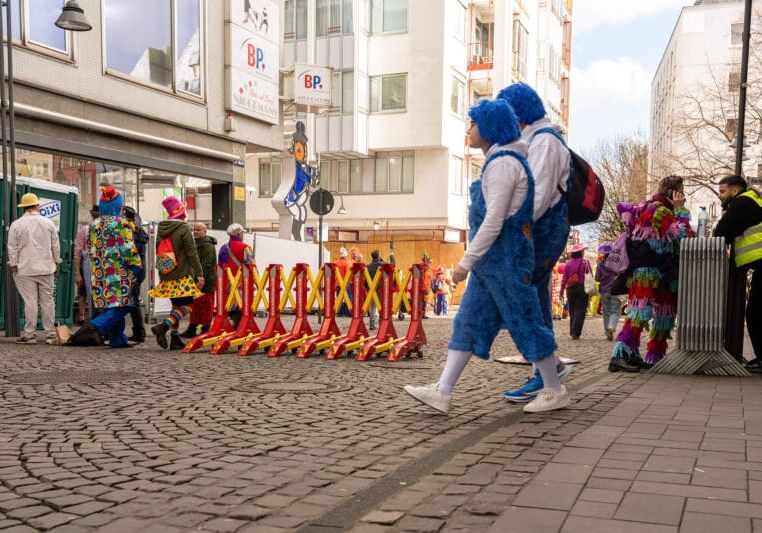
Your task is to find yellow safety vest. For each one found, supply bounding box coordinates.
[734,189,762,267]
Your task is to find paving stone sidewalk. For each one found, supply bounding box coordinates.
[0,315,760,532]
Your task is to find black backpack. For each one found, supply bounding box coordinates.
[534,127,605,226]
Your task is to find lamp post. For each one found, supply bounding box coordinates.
[3,1,91,337]
[734,0,753,176]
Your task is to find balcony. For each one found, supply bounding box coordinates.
[468,41,494,71]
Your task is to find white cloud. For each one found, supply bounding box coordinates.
[573,0,688,34]
[568,57,652,148]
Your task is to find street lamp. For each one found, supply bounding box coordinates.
[3,0,91,337]
[55,1,92,32]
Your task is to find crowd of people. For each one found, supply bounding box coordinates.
[8,86,762,402]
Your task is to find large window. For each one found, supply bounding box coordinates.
[284,0,308,39]
[330,71,354,114]
[3,0,68,55]
[453,1,467,42]
[105,0,203,96]
[371,0,407,33]
[258,159,282,198]
[321,159,362,193]
[316,0,353,36]
[512,19,528,80]
[731,22,743,46]
[450,156,463,195]
[451,76,465,116]
[370,74,407,112]
[375,152,414,193]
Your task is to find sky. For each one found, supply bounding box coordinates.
[568,0,690,150]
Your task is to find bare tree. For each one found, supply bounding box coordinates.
[584,134,649,242]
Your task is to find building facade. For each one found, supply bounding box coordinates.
[7,0,281,227]
[650,0,755,222]
[246,0,573,249]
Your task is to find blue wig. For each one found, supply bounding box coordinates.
[99,191,124,217]
[468,98,521,147]
[497,83,546,125]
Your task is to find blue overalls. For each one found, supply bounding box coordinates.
[531,127,572,329]
[449,149,558,362]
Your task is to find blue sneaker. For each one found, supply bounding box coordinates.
[503,374,543,403]
[503,363,571,403]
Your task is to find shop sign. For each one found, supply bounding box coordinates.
[234,185,246,202]
[294,63,332,108]
[39,198,61,230]
[227,0,279,125]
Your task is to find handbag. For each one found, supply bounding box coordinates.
[604,233,630,274]
[583,261,599,296]
[47,322,72,345]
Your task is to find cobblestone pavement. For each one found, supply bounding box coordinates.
[0,315,757,532]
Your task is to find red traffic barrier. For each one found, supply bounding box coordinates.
[183,264,234,353]
[389,263,427,361]
[297,263,341,358]
[327,263,370,359]
[239,264,288,356]
[210,264,260,355]
[268,263,314,357]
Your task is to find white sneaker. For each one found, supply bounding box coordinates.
[523,386,571,413]
[404,383,451,414]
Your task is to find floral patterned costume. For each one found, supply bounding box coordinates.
[612,194,693,364]
[89,216,141,309]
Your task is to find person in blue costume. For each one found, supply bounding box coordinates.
[498,83,574,403]
[404,98,572,414]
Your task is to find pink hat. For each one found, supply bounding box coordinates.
[162,195,187,220]
[568,243,588,254]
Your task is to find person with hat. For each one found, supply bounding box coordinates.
[217,223,254,328]
[433,266,454,316]
[404,98,566,414]
[421,252,433,319]
[7,192,61,344]
[595,242,622,341]
[559,243,592,340]
[714,175,762,371]
[122,206,148,342]
[609,175,693,372]
[71,186,142,348]
[180,223,217,338]
[148,196,204,350]
[73,204,99,324]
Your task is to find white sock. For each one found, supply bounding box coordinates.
[535,355,562,392]
[534,355,561,374]
[437,349,472,396]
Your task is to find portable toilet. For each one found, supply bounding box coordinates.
[0,176,79,330]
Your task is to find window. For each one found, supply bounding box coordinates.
[259,159,282,198]
[3,0,68,55]
[453,1,467,41]
[320,159,362,193]
[726,118,738,139]
[370,74,407,112]
[470,162,482,181]
[284,0,295,38]
[450,156,463,195]
[375,152,414,193]
[729,70,741,92]
[512,18,528,80]
[342,0,353,33]
[316,0,328,36]
[296,0,308,39]
[330,71,354,114]
[451,76,465,116]
[105,0,203,96]
[731,22,743,46]
[371,0,407,33]
[549,45,560,83]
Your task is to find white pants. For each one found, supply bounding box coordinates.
[14,273,55,335]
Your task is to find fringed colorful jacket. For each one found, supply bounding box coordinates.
[619,194,694,291]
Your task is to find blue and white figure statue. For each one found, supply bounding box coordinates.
[272,121,320,241]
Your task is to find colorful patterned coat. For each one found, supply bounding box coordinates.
[89,216,142,309]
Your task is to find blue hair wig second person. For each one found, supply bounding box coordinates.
[497,83,546,125]
[468,98,521,147]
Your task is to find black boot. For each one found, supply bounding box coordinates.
[151,323,169,349]
[179,323,199,339]
[169,333,185,351]
[609,357,640,373]
[69,323,104,346]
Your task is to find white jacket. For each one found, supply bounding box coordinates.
[522,118,571,221]
[7,211,60,276]
[459,140,529,272]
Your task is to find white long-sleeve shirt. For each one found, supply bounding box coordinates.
[522,118,571,221]
[459,140,529,272]
[7,211,60,276]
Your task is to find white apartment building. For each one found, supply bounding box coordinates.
[246,0,572,246]
[650,0,756,222]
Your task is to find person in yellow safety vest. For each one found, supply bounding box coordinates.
[714,174,762,372]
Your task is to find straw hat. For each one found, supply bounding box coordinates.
[17,193,41,208]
